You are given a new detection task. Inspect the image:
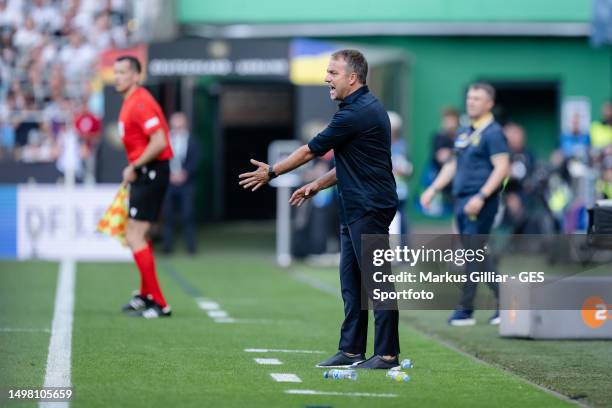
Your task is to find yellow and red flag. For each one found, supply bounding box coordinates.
[97,184,129,246]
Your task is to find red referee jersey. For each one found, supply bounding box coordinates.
[118,87,173,163]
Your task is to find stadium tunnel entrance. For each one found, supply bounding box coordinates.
[486,80,561,158]
[100,38,409,222]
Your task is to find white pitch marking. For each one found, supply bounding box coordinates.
[270,373,302,383]
[254,358,283,365]
[214,318,274,324]
[196,299,220,310]
[244,348,325,354]
[213,317,236,324]
[39,258,75,408]
[207,310,228,318]
[0,327,50,333]
[285,389,397,398]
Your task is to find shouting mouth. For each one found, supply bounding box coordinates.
[329,85,336,97]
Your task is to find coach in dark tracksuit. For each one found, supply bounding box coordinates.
[239,49,400,369]
[421,82,510,327]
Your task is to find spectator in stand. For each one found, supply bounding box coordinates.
[59,29,97,95]
[0,90,16,156]
[591,101,612,150]
[30,0,63,34]
[560,111,590,161]
[88,11,126,51]
[597,154,612,199]
[0,0,22,30]
[18,120,58,163]
[13,15,42,53]
[13,93,40,149]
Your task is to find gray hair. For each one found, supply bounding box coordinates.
[331,49,368,84]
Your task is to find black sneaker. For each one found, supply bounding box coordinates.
[121,292,151,313]
[353,355,399,370]
[130,302,172,319]
[316,351,365,368]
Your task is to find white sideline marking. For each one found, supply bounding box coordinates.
[285,389,397,398]
[270,373,302,383]
[40,258,75,408]
[254,358,283,365]
[245,348,325,354]
[207,310,228,318]
[0,327,50,333]
[196,299,220,310]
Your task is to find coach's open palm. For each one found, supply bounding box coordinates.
[289,181,320,207]
[239,159,270,192]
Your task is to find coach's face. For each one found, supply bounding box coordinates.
[113,60,139,94]
[325,57,355,101]
[466,88,494,120]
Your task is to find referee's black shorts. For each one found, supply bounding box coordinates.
[128,160,170,222]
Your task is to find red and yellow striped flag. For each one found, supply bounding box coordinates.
[97,184,128,246]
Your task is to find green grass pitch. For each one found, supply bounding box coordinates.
[1,224,610,407]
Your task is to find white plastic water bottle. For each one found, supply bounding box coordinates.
[386,369,410,382]
[323,369,358,380]
[400,358,413,369]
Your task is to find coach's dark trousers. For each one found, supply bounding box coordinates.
[338,207,400,357]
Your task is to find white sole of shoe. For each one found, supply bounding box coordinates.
[315,361,364,368]
[449,318,476,326]
[489,317,501,325]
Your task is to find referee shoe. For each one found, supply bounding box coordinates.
[133,302,172,319]
[121,292,152,313]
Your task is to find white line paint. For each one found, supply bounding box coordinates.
[207,310,228,318]
[285,389,397,398]
[213,317,236,324]
[270,373,302,383]
[244,348,325,354]
[40,258,75,408]
[254,358,283,365]
[0,327,50,333]
[196,298,220,310]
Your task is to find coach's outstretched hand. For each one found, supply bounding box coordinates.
[239,159,271,192]
[289,181,320,207]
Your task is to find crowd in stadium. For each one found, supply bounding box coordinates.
[0,0,131,178]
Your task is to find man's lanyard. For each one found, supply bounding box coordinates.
[454,117,494,150]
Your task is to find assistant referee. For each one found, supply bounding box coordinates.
[114,56,173,318]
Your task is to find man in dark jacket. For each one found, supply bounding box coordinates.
[239,49,400,369]
[162,112,201,254]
